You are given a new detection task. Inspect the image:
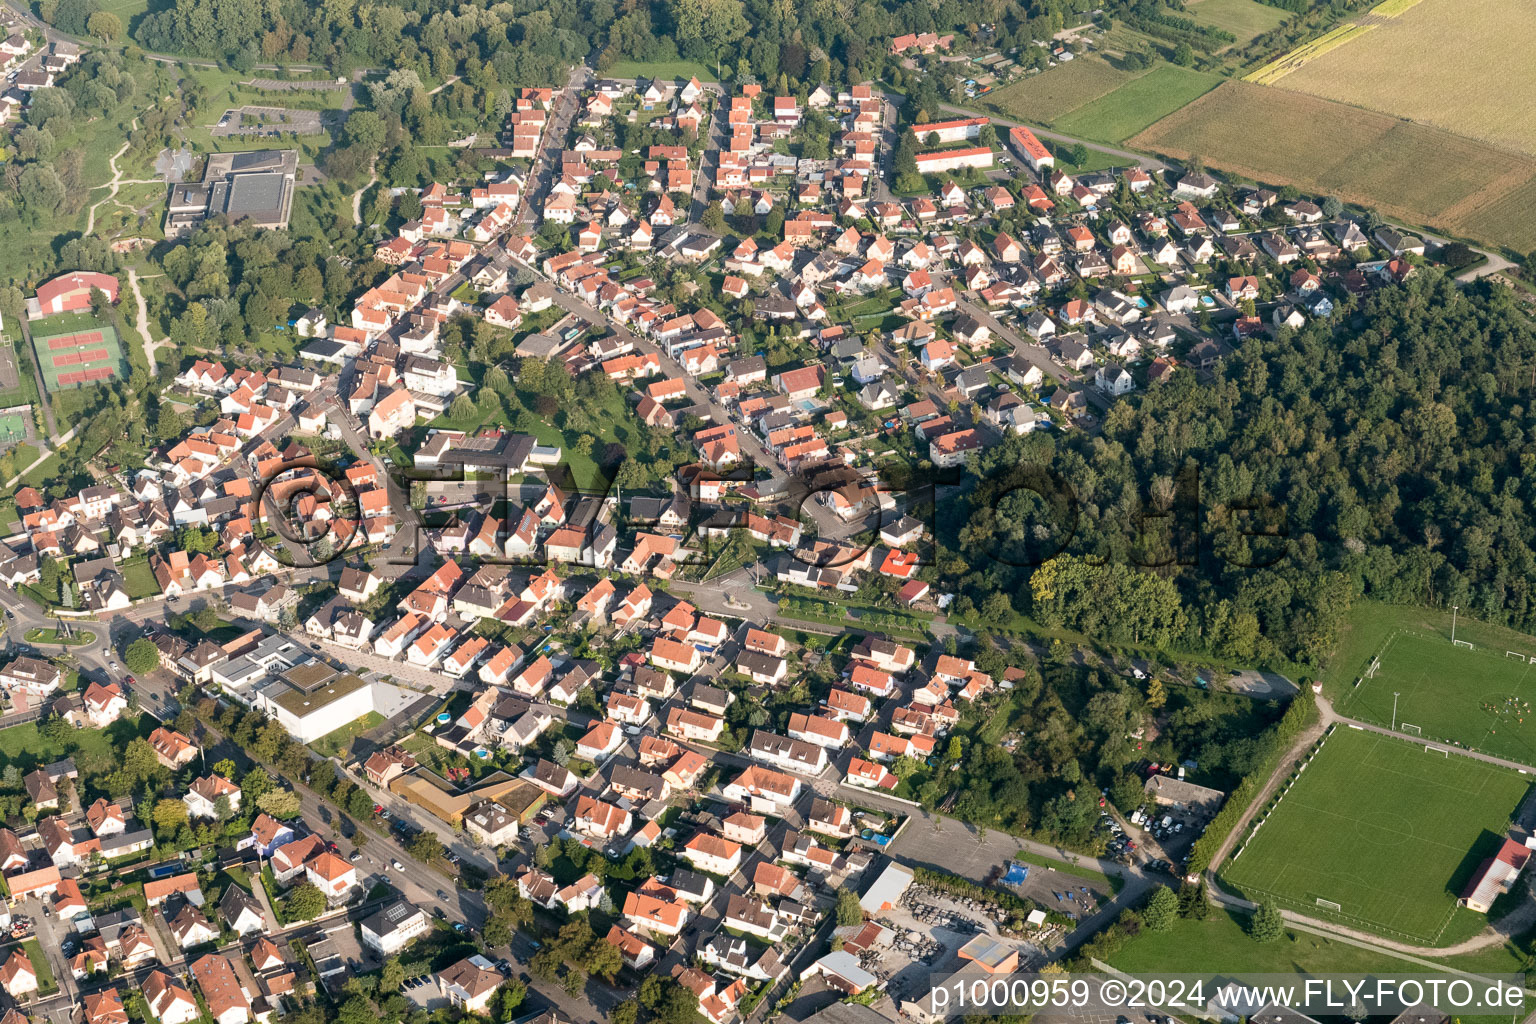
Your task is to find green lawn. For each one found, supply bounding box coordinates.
[310,711,387,758]
[121,559,162,600]
[982,56,1141,125]
[1327,602,1536,763]
[607,61,717,84]
[21,939,57,995]
[1184,0,1291,43]
[1109,907,1521,979]
[1051,65,1224,143]
[0,713,154,772]
[24,628,95,646]
[1221,727,1530,945]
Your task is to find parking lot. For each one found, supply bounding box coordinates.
[211,105,325,138]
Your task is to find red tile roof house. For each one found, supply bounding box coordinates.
[682,832,743,875]
[191,954,251,1024]
[573,795,633,840]
[0,949,36,998]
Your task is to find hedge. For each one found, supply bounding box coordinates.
[1185,691,1316,876]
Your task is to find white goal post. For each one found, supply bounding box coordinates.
[1366,657,1381,678]
[1453,639,1475,649]
[1316,898,1342,912]
[1426,745,1451,757]
[1508,651,1532,662]
[1400,723,1422,736]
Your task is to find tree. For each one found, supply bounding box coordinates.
[152,798,188,835]
[1321,196,1343,218]
[449,393,476,421]
[345,110,388,153]
[85,10,121,39]
[1249,901,1284,943]
[257,788,302,819]
[408,830,445,863]
[285,882,327,921]
[1171,42,1195,66]
[585,938,623,981]
[212,759,237,780]
[379,957,406,994]
[609,1000,639,1024]
[835,887,863,926]
[122,738,163,786]
[1143,885,1179,932]
[701,201,726,233]
[482,916,513,948]
[240,766,273,803]
[153,404,184,441]
[19,164,66,217]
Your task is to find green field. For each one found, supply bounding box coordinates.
[1222,727,1530,944]
[1185,0,1291,43]
[983,56,1140,125]
[1109,906,1530,985]
[1052,66,1223,143]
[1340,627,1536,763]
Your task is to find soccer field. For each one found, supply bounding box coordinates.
[1340,628,1536,763]
[1223,728,1531,943]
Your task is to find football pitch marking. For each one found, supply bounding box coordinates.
[1224,727,1526,943]
[1342,628,1536,764]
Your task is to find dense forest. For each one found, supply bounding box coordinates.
[56,0,1243,87]
[947,273,1536,668]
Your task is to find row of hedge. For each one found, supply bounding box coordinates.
[1186,692,1316,876]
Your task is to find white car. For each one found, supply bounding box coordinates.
[392,859,404,870]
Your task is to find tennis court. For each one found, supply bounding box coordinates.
[29,315,125,392]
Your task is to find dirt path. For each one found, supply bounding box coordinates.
[351,163,378,226]
[84,140,163,236]
[126,268,157,375]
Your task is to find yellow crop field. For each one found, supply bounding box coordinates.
[1366,0,1426,17]
[1280,0,1536,157]
[1129,81,1536,252]
[1243,22,1375,85]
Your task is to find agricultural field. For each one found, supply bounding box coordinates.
[1278,0,1536,158]
[1128,81,1536,252]
[1221,727,1530,945]
[1185,0,1291,45]
[1336,616,1536,764]
[1051,66,1223,143]
[982,55,1139,125]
